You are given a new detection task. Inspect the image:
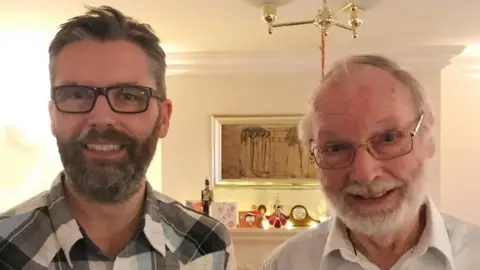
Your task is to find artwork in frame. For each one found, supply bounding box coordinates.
[211,115,318,188]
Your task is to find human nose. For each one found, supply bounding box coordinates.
[349,146,382,184]
[86,96,117,128]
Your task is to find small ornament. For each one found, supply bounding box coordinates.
[266,196,288,228]
[201,178,213,216]
[257,205,267,216]
[288,205,319,227]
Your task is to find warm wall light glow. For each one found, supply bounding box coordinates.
[162,43,187,53]
[262,219,270,230]
[319,216,330,222]
[285,221,294,230]
[0,29,62,211]
[163,43,193,76]
[460,45,480,57]
[0,29,54,140]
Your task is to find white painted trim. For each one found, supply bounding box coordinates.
[165,45,464,76]
[449,55,480,77]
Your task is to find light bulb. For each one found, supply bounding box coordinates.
[285,221,294,230]
[262,219,270,230]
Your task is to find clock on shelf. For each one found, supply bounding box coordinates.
[287,205,320,227]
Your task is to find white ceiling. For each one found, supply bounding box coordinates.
[0,0,479,55]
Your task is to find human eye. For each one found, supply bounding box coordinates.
[321,142,351,154]
[368,130,412,157]
[56,86,91,101]
[70,90,86,99]
[377,131,403,144]
[368,130,408,152]
[113,87,146,102]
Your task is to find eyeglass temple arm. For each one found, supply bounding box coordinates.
[412,114,424,135]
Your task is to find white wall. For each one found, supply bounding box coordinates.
[440,62,480,225]
[0,130,60,211]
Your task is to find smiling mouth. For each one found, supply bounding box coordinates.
[84,143,125,152]
[349,188,397,200]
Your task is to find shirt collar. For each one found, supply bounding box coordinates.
[47,173,82,268]
[416,197,454,267]
[323,197,454,268]
[323,217,355,257]
[47,172,167,267]
[142,181,167,256]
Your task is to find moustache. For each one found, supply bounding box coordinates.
[343,179,404,197]
[76,128,134,146]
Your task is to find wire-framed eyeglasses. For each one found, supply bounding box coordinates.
[310,113,424,169]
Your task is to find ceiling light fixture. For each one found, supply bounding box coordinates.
[244,0,381,77]
[245,0,380,38]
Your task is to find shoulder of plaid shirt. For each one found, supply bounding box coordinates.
[0,172,237,270]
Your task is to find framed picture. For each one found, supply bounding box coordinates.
[211,115,318,189]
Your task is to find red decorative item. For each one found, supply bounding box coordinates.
[266,210,289,228]
[320,30,326,79]
[266,197,289,228]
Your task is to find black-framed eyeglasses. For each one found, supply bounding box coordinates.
[310,113,424,169]
[51,84,164,114]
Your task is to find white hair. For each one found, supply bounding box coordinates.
[297,54,435,146]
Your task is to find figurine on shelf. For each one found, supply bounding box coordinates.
[257,204,268,228]
[266,196,288,228]
[201,178,213,216]
[257,205,267,217]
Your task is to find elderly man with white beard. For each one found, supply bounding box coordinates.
[263,54,480,270]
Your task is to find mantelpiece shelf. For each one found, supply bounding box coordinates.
[229,228,308,244]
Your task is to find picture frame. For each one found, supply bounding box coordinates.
[211,115,318,189]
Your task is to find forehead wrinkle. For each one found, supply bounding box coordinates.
[313,72,414,117]
[316,65,403,96]
[312,108,410,142]
[311,111,359,140]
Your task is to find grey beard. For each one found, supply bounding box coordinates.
[65,161,144,203]
[57,121,160,203]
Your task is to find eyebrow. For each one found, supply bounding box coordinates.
[53,81,142,87]
[374,117,401,126]
[315,118,403,139]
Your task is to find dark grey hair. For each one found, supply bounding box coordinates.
[48,5,167,98]
[298,54,434,145]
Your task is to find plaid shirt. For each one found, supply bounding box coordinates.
[0,173,236,269]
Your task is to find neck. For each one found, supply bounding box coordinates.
[64,178,146,258]
[348,206,426,268]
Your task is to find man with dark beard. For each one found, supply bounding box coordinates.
[0,6,236,270]
[263,55,480,270]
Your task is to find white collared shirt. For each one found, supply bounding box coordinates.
[263,198,480,270]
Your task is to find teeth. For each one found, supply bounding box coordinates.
[369,192,388,198]
[354,191,389,199]
[86,144,121,152]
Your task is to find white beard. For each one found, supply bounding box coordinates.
[322,162,429,236]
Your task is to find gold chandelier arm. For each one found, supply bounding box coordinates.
[334,22,354,31]
[333,3,353,14]
[272,19,316,28]
[259,0,364,38]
